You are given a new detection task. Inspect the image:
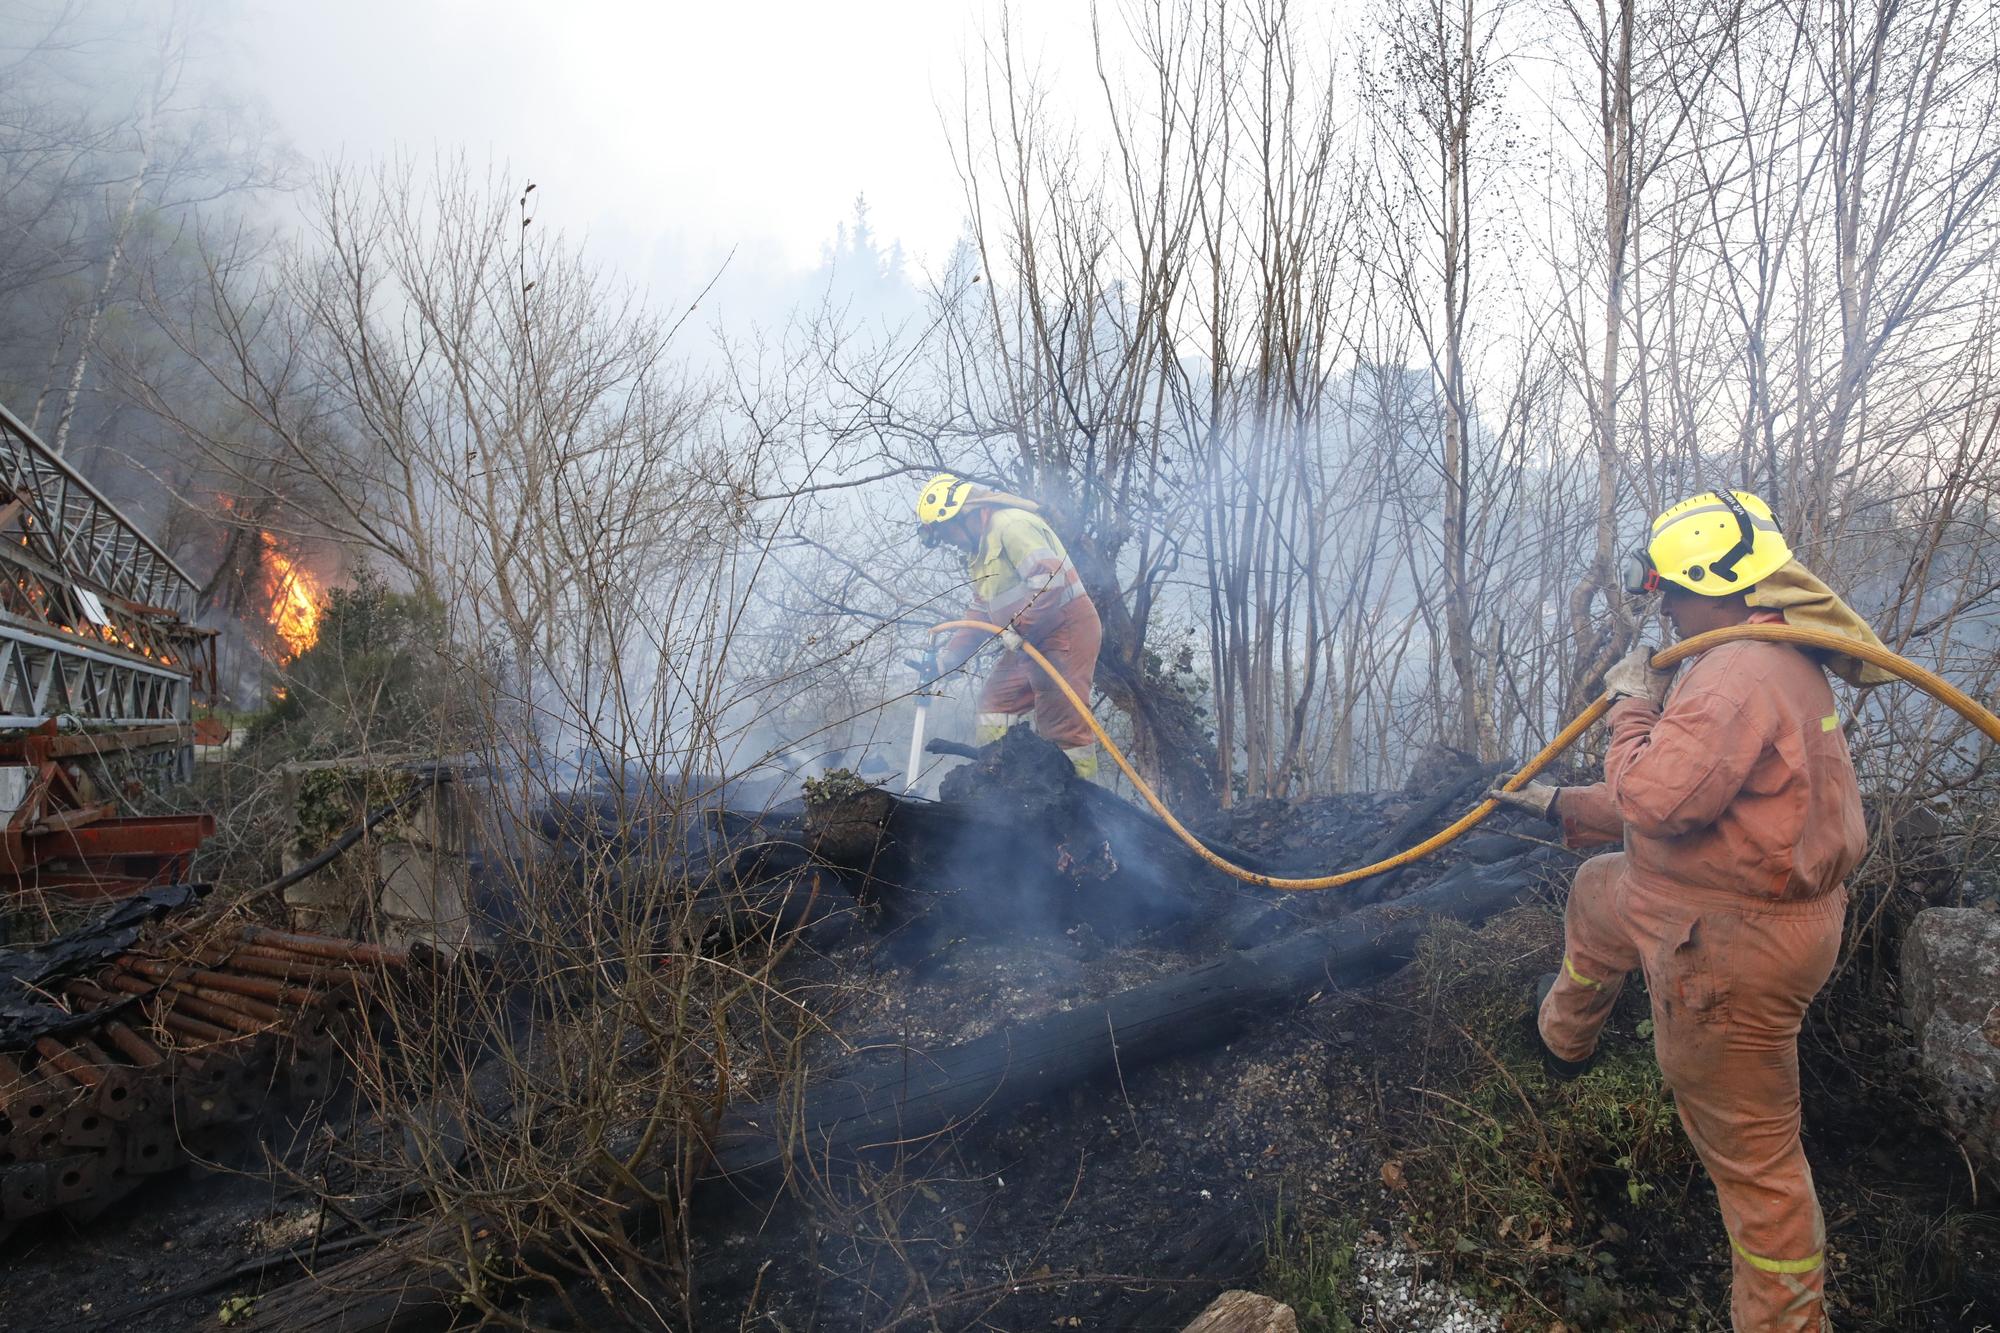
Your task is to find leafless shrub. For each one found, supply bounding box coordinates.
[118,157,876,1323]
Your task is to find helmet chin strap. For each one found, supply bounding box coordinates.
[1707,490,1757,582]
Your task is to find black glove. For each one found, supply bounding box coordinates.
[906,653,941,686]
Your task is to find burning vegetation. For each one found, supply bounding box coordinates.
[259,533,324,663]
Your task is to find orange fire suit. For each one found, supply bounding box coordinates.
[1541,612,1866,1332]
[938,506,1102,768]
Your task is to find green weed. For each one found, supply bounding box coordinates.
[1378,909,1704,1325]
[1263,1203,1360,1333]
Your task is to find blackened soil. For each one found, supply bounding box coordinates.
[689,790,1998,1332]
[686,792,1536,1331]
[5,784,1992,1332]
[0,1106,337,1332]
[693,941,1402,1331]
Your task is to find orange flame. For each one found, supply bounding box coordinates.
[260,534,324,663]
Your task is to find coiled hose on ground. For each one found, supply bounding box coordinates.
[930,619,2000,892]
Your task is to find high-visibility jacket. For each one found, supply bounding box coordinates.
[966,507,1085,631]
[939,506,1090,673]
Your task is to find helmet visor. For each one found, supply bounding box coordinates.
[1620,550,1662,597]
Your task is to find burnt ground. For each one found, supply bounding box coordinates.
[675,787,1508,1332]
[2,780,1995,1331]
[672,786,1998,1332]
[0,1097,347,1331]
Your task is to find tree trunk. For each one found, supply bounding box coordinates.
[1565,0,1640,718]
[51,23,171,456]
[1436,0,1496,762]
[1073,533,1220,812]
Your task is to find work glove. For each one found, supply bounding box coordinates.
[1485,781,1559,821]
[999,629,1024,653]
[1601,643,1673,706]
[904,655,940,687]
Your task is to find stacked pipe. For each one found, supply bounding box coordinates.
[0,922,408,1240]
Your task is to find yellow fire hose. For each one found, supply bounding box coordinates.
[930,619,2000,892]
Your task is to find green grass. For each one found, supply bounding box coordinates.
[1267,904,1999,1329]
[1397,914,1692,1254]
[1264,1204,1360,1333]
[1375,909,1705,1327]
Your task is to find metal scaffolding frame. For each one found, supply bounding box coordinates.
[0,401,211,730]
[0,400,216,897]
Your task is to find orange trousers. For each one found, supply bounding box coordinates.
[975,596,1102,751]
[1540,854,1845,1332]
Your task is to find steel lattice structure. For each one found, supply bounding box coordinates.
[0,400,210,730]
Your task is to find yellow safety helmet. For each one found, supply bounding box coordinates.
[1623,489,1791,597]
[916,472,973,525]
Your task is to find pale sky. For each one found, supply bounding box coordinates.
[238,0,1099,293]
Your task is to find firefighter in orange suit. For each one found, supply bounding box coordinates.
[916,473,1103,778]
[1492,490,1891,1332]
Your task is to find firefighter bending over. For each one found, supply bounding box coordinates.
[916,473,1103,778]
[1491,489,1891,1333]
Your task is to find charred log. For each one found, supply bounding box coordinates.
[1220,758,1513,949]
[707,841,1562,1177]
[752,731,1239,952]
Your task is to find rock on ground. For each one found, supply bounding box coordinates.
[1180,1290,1299,1333]
[1901,906,2000,1176]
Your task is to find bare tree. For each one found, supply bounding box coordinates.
[138,159,733,704]
[1363,0,1521,759]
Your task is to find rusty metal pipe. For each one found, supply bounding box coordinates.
[60,980,166,1047]
[96,972,158,1000]
[32,1067,84,1098]
[164,1011,238,1045]
[72,1038,142,1116]
[62,978,119,1007]
[33,1039,104,1090]
[34,1038,139,1117]
[120,959,321,1007]
[98,1020,165,1069]
[234,925,408,969]
[97,971,272,1030]
[71,1037,130,1076]
[151,977,283,1025]
[207,961,338,1005]
[144,1002,236,1046]
[157,987,269,1036]
[192,946,365,988]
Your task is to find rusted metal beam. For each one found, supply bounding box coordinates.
[0,721,193,763]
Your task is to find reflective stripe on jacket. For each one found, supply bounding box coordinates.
[1560,612,1867,902]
